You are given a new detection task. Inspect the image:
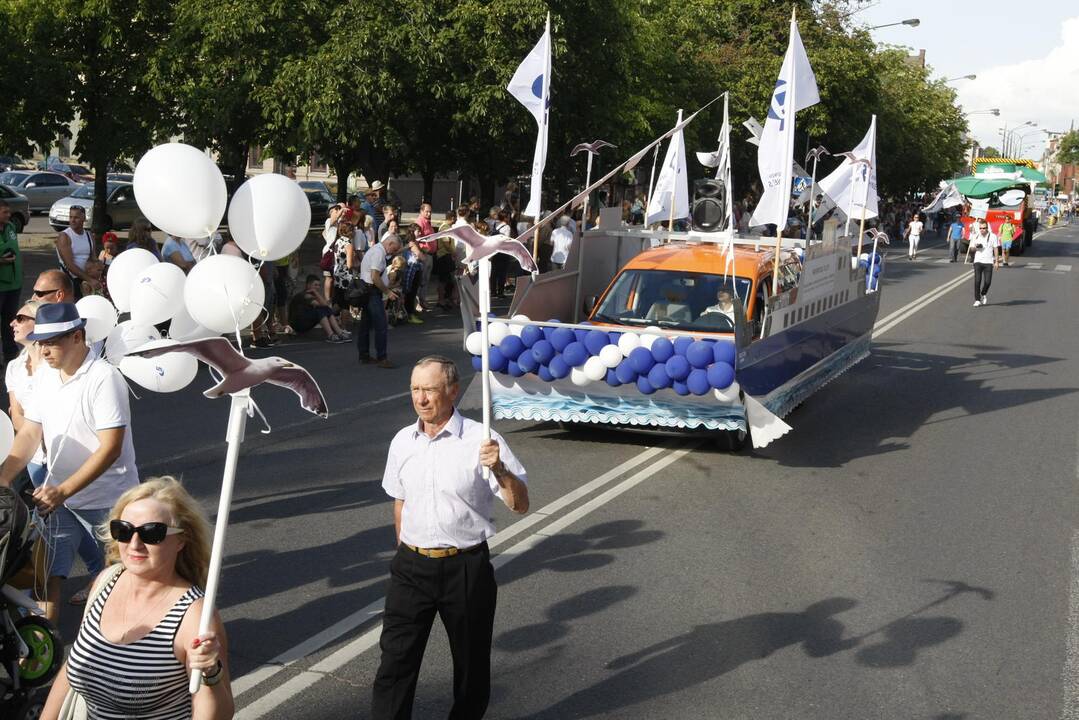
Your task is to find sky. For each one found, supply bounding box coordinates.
[856,0,1079,159]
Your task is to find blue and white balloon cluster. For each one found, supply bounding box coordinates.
[858,252,884,291]
[466,315,742,402]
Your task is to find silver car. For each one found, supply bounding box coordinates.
[49,182,142,231]
[0,170,81,212]
[0,185,30,233]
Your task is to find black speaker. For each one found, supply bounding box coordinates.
[692,179,727,231]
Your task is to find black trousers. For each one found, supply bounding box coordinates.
[372,543,497,720]
[974,262,993,301]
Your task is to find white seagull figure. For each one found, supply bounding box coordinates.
[837,151,872,169]
[570,139,616,157]
[416,225,538,273]
[128,338,328,417]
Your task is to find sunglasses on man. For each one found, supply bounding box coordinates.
[32,287,60,298]
[110,519,184,545]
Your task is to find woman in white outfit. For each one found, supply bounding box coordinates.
[905,214,924,260]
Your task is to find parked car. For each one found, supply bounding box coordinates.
[49,182,141,231]
[107,173,134,183]
[0,155,30,172]
[0,171,81,212]
[306,188,335,228]
[59,164,94,182]
[0,185,30,232]
[299,180,334,197]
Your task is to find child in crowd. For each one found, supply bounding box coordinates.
[288,275,350,343]
[99,231,121,266]
[81,258,109,299]
[385,256,409,325]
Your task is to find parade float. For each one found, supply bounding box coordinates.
[453,11,886,450]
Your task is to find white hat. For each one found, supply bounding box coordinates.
[367,181,385,193]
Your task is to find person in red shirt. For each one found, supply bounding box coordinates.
[413,204,436,311]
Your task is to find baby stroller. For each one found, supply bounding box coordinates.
[0,485,63,718]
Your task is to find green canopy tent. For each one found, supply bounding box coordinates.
[1018,166,1047,183]
[952,176,1025,199]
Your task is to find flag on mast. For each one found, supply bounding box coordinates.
[646,114,690,226]
[819,115,879,220]
[507,13,551,219]
[749,13,820,228]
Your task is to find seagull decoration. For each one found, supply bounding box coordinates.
[570,139,615,157]
[128,338,328,417]
[865,228,890,246]
[805,145,830,164]
[416,225,538,273]
[837,151,872,169]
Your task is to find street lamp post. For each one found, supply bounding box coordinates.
[869,18,920,29]
[964,108,1000,117]
[999,121,1036,157]
[944,74,977,82]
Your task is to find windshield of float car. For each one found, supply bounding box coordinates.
[592,269,752,333]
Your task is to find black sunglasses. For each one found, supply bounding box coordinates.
[109,519,184,545]
[32,288,60,298]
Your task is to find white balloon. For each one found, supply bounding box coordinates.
[75,295,118,344]
[599,344,623,369]
[119,351,199,393]
[465,331,484,355]
[487,321,509,346]
[104,321,162,365]
[509,314,530,337]
[183,255,265,333]
[617,332,641,357]
[583,355,607,382]
[0,411,13,459]
[130,262,187,326]
[714,381,741,403]
[641,327,662,350]
[107,249,158,312]
[570,367,591,387]
[168,302,217,342]
[227,174,312,261]
[134,143,227,239]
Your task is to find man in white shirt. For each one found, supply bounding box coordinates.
[372,356,528,720]
[0,303,138,573]
[966,217,1000,307]
[549,215,574,269]
[357,234,402,367]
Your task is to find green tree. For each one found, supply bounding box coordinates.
[979,146,1001,158]
[1056,130,1079,166]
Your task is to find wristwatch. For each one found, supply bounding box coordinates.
[202,660,224,687]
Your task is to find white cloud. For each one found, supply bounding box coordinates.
[957,15,1079,159]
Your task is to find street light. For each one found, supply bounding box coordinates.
[945,74,977,82]
[999,121,1036,156]
[965,108,1000,117]
[869,18,920,30]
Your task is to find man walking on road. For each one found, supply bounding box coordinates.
[967,218,1000,307]
[947,215,965,263]
[372,356,529,720]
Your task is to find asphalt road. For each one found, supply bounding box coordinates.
[15,220,1079,718]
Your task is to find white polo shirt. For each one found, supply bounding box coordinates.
[23,351,138,510]
[359,241,390,286]
[382,410,528,549]
[970,230,999,265]
[4,351,46,466]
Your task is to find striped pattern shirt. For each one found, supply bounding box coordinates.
[67,570,203,719]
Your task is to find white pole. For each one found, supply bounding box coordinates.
[478,258,492,481]
[581,152,594,232]
[646,145,660,222]
[867,234,880,292]
[189,391,249,694]
[806,153,821,242]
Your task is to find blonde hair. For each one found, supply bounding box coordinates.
[18,298,43,317]
[103,476,212,587]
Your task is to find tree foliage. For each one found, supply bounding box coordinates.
[1056,130,1079,166]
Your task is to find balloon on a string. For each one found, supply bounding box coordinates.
[520,324,544,348]
[107,248,158,312]
[499,335,525,361]
[119,351,198,393]
[133,143,227,239]
[628,347,655,375]
[562,342,588,367]
[465,331,484,356]
[686,341,714,369]
[531,339,555,364]
[550,327,575,352]
[130,262,186,326]
[168,303,217,342]
[583,356,607,382]
[0,410,13,459]
[183,255,265,333]
[598,344,623,369]
[104,321,162,365]
[487,321,510,347]
[227,173,311,261]
[75,295,118,344]
[664,355,691,381]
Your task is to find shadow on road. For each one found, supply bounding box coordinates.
[495,585,638,653]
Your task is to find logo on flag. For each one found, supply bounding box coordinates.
[767,80,788,131]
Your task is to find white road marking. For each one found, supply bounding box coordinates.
[1028,263,1044,270]
[1055,265,1072,273]
[234,443,697,719]
[873,271,973,339]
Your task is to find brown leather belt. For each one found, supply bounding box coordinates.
[403,542,485,559]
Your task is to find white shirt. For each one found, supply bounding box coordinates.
[5,351,45,466]
[23,351,138,509]
[382,410,528,549]
[359,241,390,286]
[61,227,92,271]
[970,230,999,264]
[550,226,574,265]
[907,220,923,238]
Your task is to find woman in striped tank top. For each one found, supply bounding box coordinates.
[42,477,234,719]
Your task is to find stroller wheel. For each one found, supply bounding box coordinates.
[14,617,61,687]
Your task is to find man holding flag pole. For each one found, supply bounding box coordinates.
[749,8,820,295]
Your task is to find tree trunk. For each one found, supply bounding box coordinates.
[479,174,496,209]
[92,156,109,237]
[331,153,353,202]
[421,163,435,206]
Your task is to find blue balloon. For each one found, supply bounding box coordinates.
[488,347,508,373]
[550,327,576,352]
[585,330,609,356]
[521,325,544,348]
[605,368,622,387]
[686,340,713,369]
[608,331,622,344]
[712,340,736,367]
[537,364,553,382]
[629,346,655,374]
[707,361,735,389]
[687,368,711,395]
[531,339,555,364]
[543,318,561,341]
[647,363,672,389]
[672,380,690,396]
[665,355,691,381]
[636,376,656,395]
[507,361,524,377]
[499,335,525,361]
[673,336,694,356]
[573,328,589,343]
[471,356,483,372]
[615,360,638,384]
[562,341,588,367]
[549,355,571,379]
[651,337,674,363]
[517,350,539,373]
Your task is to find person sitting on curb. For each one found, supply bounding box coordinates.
[288,275,350,343]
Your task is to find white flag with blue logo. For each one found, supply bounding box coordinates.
[507,14,551,219]
[819,115,879,220]
[749,14,819,228]
[646,119,689,226]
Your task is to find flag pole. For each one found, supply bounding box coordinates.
[478,258,493,480]
[646,145,660,225]
[581,151,594,233]
[189,390,249,693]
[772,227,782,295]
[806,149,823,242]
[857,206,867,258]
